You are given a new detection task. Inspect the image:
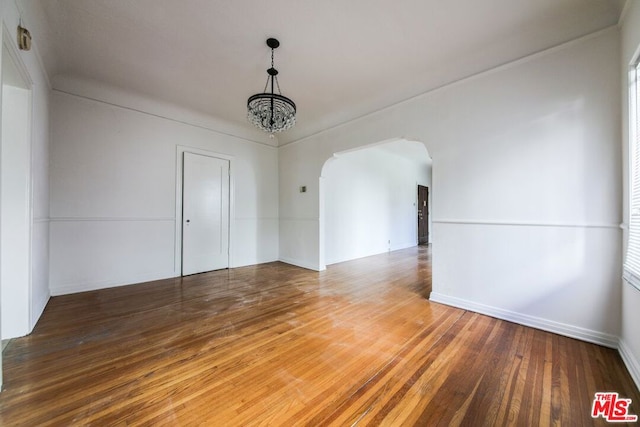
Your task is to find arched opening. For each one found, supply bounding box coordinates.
[319,138,432,270]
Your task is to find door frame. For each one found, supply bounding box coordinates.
[174,146,234,275]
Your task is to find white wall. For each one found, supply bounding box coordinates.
[0,80,31,337]
[1,82,31,339]
[279,28,621,346]
[0,0,51,339]
[323,142,431,265]
[49,85,279,295]
[620,0,640,390]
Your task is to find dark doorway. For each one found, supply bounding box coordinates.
[418,185,429,245]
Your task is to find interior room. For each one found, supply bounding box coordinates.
[1,0,640,424]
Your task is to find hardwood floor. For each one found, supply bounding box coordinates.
[0,246,638,425]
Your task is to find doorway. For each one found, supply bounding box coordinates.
[181,152,230,275]
[417,185,429,245]
[321,139,432,267]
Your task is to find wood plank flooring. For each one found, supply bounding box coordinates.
[0,246,638,425]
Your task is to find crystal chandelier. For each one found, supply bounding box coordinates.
[247,38,296,134]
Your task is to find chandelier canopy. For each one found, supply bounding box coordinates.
[247,38,296,134]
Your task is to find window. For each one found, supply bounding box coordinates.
[625,60,640,291]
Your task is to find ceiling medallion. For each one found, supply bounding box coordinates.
[247,38,296,134]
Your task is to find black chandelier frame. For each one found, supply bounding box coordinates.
[247,38,296,134]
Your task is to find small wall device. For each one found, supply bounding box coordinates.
[18,25,31,51]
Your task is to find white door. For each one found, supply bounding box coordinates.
[182,152,230,275]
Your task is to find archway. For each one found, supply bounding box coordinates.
[319,138,432,269]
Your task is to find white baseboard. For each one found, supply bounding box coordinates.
[50,271,178,296]
[50,260,286,296]
[619,339,640,392]
[278,257,321,271]
[326,243,419,266]
[429,292,619,348]
[390,241,418,253]
[231,257,280,269]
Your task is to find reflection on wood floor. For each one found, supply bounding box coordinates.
[0,246,638,425]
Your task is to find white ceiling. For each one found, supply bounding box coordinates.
[24,0,624,144]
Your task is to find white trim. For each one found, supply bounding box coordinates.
[326,242,418,267]
[175,146,235,275]
[50,271,178,296]
[619,339,640,392]
[235,217,279,221]
[319,175,326,271]
[50,217,174,222]
[278,256,322,272]
[279,26,619,148]
[429,292,619,349]
[390,241,418,252]
[623,270,640,292]
[432,219,621,229]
